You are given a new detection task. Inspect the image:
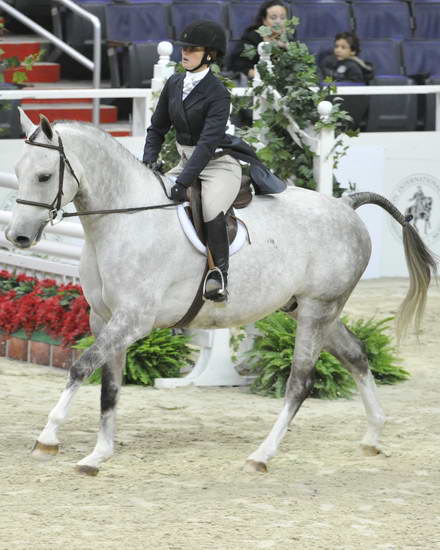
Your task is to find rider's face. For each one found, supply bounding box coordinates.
[181,46,207,72]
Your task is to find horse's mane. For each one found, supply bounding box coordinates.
[53,120,144,169]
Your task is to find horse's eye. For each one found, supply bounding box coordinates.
[38,173,51,183]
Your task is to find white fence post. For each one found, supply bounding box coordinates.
[146,41,175,127]
[314,101,335,196]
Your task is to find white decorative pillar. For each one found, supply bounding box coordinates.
[315,100,335,196]
[146,41,175,127]
[154,329,253,388]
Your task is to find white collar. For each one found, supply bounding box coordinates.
[184,67,209,83]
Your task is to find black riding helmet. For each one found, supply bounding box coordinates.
[175,20,227,71]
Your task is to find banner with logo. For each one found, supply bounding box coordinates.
[336,133,440,278]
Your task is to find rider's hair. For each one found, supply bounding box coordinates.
[335,31,361,55]
[247,0,288,32]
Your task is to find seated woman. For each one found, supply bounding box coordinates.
[143,20,285,303]
[320,32,374,84]
[230,0,289,80]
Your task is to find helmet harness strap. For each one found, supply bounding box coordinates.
[186,50,212,73]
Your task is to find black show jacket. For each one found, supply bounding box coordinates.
[143,70,286,194]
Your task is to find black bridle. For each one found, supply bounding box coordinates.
[16,131,178,225]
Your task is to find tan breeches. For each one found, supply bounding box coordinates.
[167,143,242,222]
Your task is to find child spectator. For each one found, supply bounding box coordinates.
[320,32,374,84]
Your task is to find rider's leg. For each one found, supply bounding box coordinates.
[200,155,241,301]
[204,211,229,301]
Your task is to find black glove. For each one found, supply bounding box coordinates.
[146,160,164,173]
[170,181,189,202]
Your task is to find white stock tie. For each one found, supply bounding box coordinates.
[182,77,198,100]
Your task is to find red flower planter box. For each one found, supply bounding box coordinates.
[0,329,77,369]
[0,270,90,369]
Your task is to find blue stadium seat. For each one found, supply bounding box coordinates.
[402,39,440,78]
[170,2,228,40]
[228,1,262,40]
[104,4,171,43]
[425,76,440,130]
[367,76,418,131]
[290,2,352,40]
[413,2,440,38]
[360,39,402,76]
[302,39,332,66]
[121,42,159,88]
[65,3,108,47]
[352,1,413,39]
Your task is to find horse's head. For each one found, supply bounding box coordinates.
[5,109,80,248]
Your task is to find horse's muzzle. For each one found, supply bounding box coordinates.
[5,224,44,249]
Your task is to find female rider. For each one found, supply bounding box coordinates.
[143,20,285,302]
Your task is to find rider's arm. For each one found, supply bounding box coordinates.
[176,89,230,187]
[142,78,172,165]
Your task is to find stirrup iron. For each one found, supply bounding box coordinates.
[203,266,227,302]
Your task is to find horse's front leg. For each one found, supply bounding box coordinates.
[32,312,151,470]
[76,351,125,476]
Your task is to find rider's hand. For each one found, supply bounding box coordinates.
[146,160,164,173]
[170,181,189,202]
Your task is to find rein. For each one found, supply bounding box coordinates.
[16,133,178,224]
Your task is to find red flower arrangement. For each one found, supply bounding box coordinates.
[0,270,90,346]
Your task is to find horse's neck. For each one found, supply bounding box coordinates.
[60,126,163,216]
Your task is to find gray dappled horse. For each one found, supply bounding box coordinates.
[5,112,437,476]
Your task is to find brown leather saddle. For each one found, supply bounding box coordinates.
[185,175,253,245]
[171,176,252,328]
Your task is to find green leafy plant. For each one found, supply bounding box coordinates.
[232,18,355,193]
[0,47,42,85]
[74,329,194,385]
[247,311,408,399]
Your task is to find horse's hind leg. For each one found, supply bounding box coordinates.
[246,298,339,473]
[76,350,125,476]
[324,320,386,455]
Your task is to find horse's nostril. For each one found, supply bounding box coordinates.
[16,235,31,247]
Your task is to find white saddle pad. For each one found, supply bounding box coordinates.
[177,202,247,256]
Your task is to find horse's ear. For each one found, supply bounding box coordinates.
[18,106,37,138]
[39,114,53,141]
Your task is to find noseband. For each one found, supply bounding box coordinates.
[16,129,178,225]
[16,130,81,225]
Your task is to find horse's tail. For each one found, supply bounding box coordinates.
[343,191,438,341]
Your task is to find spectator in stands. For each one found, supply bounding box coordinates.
[319,32,374,130]
[319,32,374,84]
[230,0,289,80]
[143,20,285,302]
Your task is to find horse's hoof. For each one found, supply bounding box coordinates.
[75,464,99,476]
[31,441,59,460]
[244,459,268,473]
[361,445,390,457]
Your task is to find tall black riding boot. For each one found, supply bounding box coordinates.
[204,211,229,302]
